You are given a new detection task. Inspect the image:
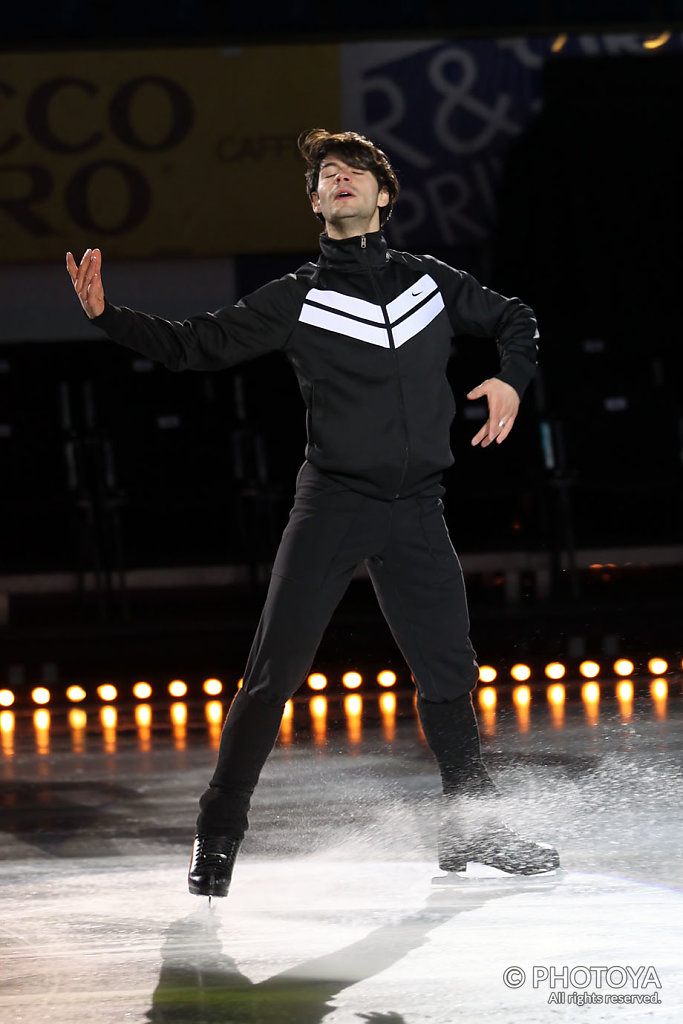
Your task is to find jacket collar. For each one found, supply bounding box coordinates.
[318,230,389,271]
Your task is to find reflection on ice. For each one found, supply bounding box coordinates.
[142,862,677,1024]
[1,699,682,1022]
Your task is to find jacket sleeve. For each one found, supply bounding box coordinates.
[89,274,301,371]
[422,255,539,399]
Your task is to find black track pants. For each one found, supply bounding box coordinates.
[244,462,478,705]
[197,462,482,836]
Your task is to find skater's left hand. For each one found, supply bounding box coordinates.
[467,378,520,447]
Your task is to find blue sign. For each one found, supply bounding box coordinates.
[341,33,683,249]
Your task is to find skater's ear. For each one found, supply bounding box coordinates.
[377,186,390,212]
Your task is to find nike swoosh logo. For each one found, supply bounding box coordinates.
[411,290,422,296]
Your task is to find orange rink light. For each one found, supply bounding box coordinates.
[97,684,117,702]
[479,666,497,683]
[648,658,668,675]
[342,671,362,689]
[579,661,600,679]
[31,687,50,705]
[203,678,223,696]
[307,673,327,691]
[168,680,188,698]
[66,686,87,702]
[643,30,671,50]
[0,690,15,708]
[377,670,397,688]
[133,682,152,700]
[545,662,566,680]
[614,659,634,677]
[510,664,531,682]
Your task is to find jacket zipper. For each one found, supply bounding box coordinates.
[360,233,410,499]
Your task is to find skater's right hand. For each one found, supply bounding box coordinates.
[66,247,105,319]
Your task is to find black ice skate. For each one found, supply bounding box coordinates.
[438,798,559,876]
[188,834,241,897]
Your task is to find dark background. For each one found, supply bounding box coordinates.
[1,7,681,689]
[3,2,683,46]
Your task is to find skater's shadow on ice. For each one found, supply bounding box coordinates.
[145,879,544,1023]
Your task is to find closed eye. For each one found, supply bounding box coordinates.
[322,167,367,178]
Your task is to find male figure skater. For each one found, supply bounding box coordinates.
[67,128,559,896]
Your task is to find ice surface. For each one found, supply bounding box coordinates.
[1,700,682,1023]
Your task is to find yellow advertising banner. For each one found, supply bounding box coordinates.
[0,46,341,262]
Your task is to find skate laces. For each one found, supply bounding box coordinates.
[194,836,239,864]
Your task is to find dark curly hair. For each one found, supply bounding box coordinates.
[298,128,400,226]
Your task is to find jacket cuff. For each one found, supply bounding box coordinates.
[87,298,118,330]
[495,363,536,401]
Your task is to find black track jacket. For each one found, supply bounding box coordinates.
[92,230,539,500]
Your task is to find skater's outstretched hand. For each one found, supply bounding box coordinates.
[66,247,105,319]
[467,377,520,447]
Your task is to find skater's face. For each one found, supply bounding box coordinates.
[310,153,390,239]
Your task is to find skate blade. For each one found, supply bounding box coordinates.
[433,863,566,885]
[188,886,228,899]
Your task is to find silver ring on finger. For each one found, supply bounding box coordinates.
[498,420,505,428]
